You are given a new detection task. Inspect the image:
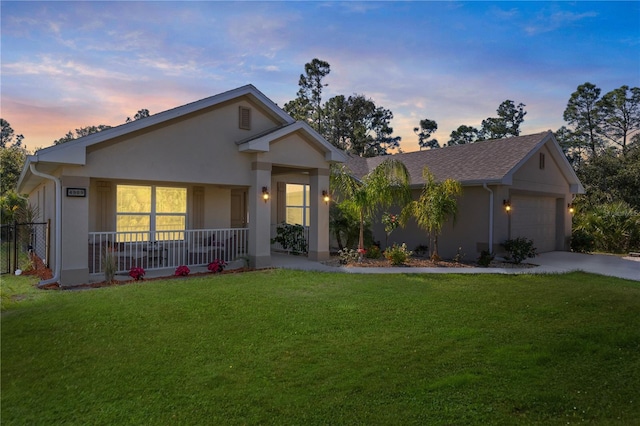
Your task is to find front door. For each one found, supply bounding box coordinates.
[230,189,247,228]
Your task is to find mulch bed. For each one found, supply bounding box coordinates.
[45,267,255,291]
[325,256,536,269]
[342,257,474,268]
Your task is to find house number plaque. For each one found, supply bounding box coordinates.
[66,188,87,197]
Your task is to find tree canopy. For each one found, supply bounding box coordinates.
[446,100,526,145]
[479,100,526,140]
[1,118,24,148]
[285,58,402,157]
[414,119,439,150]
[0,119,29,223]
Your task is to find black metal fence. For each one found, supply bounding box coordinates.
[0,222,49,275]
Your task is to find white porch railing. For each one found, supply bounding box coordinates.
[88,228,248,275]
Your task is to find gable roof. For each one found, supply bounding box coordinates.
[26,84,293,165]
[17,85,327,192]
[345,131,584,193]
[236,121,347,163]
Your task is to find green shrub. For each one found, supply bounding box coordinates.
[571,229,595,253]
[413,244,429,257]
[365,245,382,259]
[573,201,640,253]
[271,222,308,254]
[338,248,359,265]
[502,237,537,264]
[477,250,494,267]
[384,243,412,266]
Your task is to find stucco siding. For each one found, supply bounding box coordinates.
[511,144,570,194]
[202,186,232,228]
[263,133,333,169]
[79,99,278,186]
[372,186,493,260]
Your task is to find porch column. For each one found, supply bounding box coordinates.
[308,168,331,261]
[249,161,272,268]
[60,176,90,285]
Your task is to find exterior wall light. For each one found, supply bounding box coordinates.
[568,203,575,214]
[322,190,330,204]
[262,186,270,203]
[503,199,511,213]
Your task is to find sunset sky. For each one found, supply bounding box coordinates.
[1,1,638,153]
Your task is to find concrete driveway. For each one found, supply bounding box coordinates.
[532,251,640,281]
[271,251,640,282]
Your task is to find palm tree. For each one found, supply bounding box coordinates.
[402,167,462,261]
[331,158,412,251]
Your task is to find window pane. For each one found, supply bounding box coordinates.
[156,215,185,231]
[286,207,304,225]
[305,207,310,227]
[117,185,151,213]
[157,187,187,213]
[156,215,185,241]
[286,184,305,206]
[117,215,150,242]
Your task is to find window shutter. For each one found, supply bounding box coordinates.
[239,106,251,130]
[96,181,113,231]
[193,186,204,229]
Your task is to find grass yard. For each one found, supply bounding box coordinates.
[2,270,639,425]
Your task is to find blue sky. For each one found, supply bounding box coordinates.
[1,1,638,152]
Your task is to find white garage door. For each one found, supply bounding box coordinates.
[510,195,557,252]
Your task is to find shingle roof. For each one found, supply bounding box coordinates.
[345,131,554,186]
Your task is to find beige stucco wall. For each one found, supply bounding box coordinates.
[380,185,494,260]
[67,98,278,186]
[511,145,571,194]
[262,135,331,170]
[372,143,576,259]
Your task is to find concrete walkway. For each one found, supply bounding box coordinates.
[271,251,640,282]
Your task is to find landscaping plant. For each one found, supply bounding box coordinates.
[502,237,537,264]
[174,265,190,276]
[207,259,226,273]
[365,245,382,259]
[102,246,117,284]
[477,249,494,267]
[331,158,411,254]
[271,222,308,254]
[401,167,462,261]
[128,266,145,280]
[337,248,359,265]
[384,243,412,266]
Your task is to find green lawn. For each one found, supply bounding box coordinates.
[2,270,639,425]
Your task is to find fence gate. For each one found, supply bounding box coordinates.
[0,222,49,275]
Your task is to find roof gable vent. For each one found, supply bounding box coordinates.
[239,106,251,130]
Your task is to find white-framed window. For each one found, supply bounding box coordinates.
[285,184,309,227]
[116,185,187,241]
